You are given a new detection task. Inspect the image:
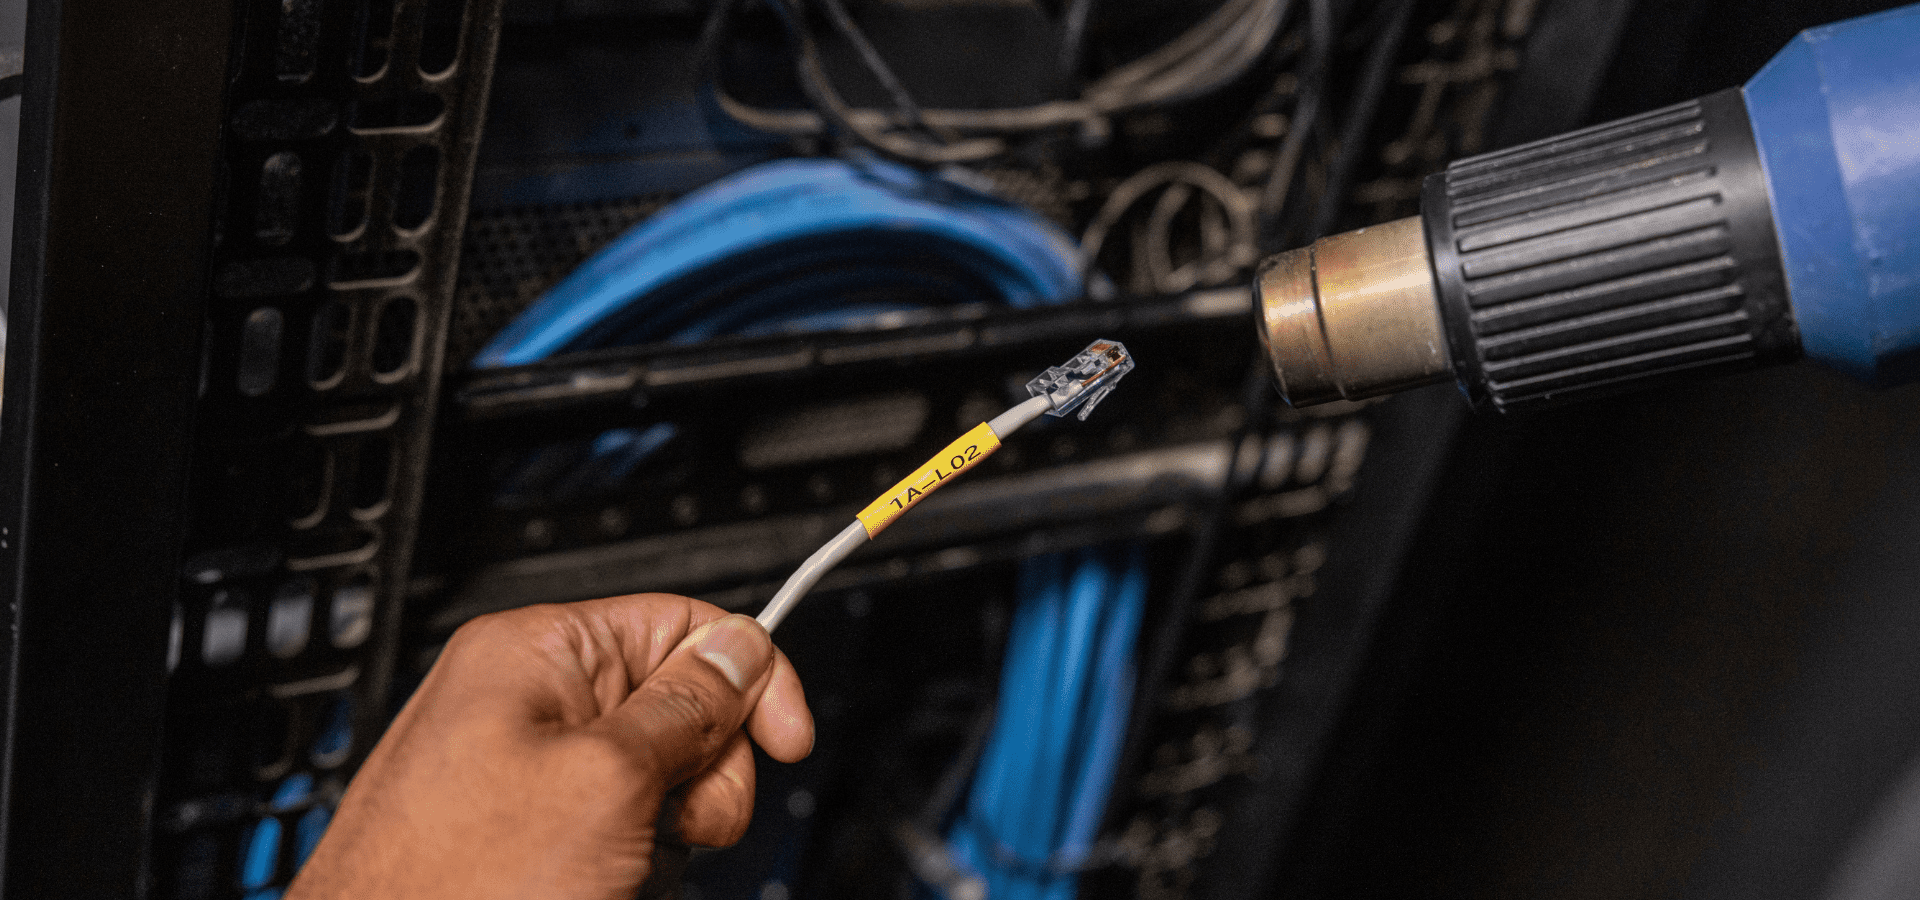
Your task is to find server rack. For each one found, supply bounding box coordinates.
[0,0,1620,897]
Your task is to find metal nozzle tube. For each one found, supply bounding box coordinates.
[1254,216,1450,407]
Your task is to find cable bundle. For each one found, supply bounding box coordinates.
[1079,162,1258,296]
[946,549,1149,900]
[698,0,1293,164]
[473,157,1082,367]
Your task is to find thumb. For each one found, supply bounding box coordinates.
[597,613,776,785]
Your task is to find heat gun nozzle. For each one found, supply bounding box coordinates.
[1254,216,1451,408]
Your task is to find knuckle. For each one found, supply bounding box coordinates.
[444,604,563,658]
[448,607,535,646]
[645,678,732,747]
[442,614,512,663]
[564,730,647,786]
[445,614,497,649]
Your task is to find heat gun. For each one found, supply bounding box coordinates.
[1256,2,1920,413]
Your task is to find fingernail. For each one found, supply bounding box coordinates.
[694,614,770,691]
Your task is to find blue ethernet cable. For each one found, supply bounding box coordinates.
[947,549,1148,900]
[473,157,1084,366]
[1055,549,1147,866]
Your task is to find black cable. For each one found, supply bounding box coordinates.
[699,0,996,164]
[693,0,761,138]
[917,695,999,832]
[761,0,886,147]
[1258,0,1332,250]
[816,0,930,133]
[703,0,1290,148]
[693,0,744,84]
[1058,0,1099,84]
[1307,0,1417,240]
[758,0,1006,164]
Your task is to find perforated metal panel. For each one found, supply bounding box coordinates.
[446,195,671,369]
[152,0,502,895]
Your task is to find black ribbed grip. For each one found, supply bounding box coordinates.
[1422,88,1798,412]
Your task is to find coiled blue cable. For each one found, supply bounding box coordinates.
[473,157,1083,366]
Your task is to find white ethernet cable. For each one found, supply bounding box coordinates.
[756,339,1135,633]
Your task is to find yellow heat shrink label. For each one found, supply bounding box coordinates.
[856,422,1002,538]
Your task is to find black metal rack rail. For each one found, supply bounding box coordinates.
[149,0,506,893]
[0,0,505,895]
[428,290,1275,620]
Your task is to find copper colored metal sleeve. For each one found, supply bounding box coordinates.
[1254,216,1451,407]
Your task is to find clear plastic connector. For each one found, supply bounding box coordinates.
[1027,338,1135,420]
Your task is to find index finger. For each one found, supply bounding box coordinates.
[438,593,813,757]
[524,593,814,759]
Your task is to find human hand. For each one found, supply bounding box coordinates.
[285,594,813,900]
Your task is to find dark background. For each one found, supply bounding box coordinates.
[9,0,1919,896]
[1287,4,1920,896]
